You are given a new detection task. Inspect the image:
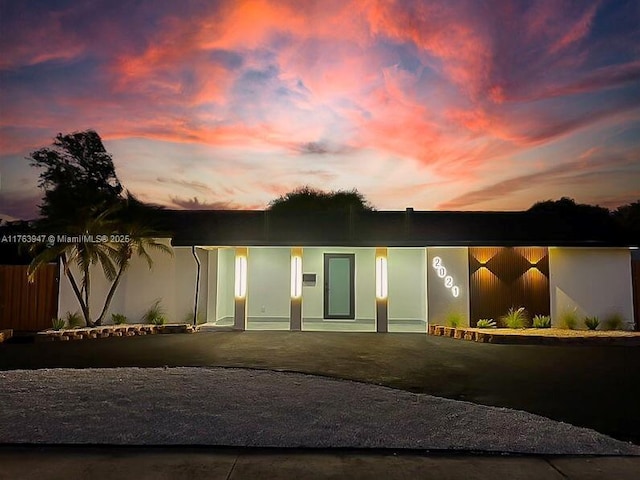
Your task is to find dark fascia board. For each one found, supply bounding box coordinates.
[172,239,632,247]
[167,209,637,248]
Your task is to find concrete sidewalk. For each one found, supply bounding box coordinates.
[1,447,639,480]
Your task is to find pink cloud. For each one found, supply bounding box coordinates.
[1,0,638,218]
[439,147,640,210]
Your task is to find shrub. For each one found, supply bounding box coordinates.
[584,316,599,331]
[604,313,624,331]
[532,314,551,328]
[51,317,66,331]
[446,311,464,328]
[111,313,128,325]
[65,311,84,328]
[142,300,166,325]
[560,309,578,330]
[501,307,528,329]
[476,319,496,329]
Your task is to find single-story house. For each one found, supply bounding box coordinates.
[57,209,640,332]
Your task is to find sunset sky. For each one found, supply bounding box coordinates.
[1,0,639,220]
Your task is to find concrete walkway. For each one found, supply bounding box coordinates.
[2,447,640,480]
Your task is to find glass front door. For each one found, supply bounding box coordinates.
[324,254,355,319]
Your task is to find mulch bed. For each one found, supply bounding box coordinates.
[428,325,640,345]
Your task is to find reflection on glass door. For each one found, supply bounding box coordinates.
[324,254,355,319]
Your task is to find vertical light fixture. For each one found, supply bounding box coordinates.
[290,247,303,331]
[291,255,302,298]
[375,247,388,333]
[376,255,388,299]
[234,254,247,298]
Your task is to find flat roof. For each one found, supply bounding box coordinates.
[153,209,636,248]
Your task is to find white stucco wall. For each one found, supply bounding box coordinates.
[301,247,375,320]
[206,249,218,322]
[388,248,426,321]
[216,247,234,321]
[247,247,290,318]
[426,247,470,327]
[57,241,196,324]
[549,247,634,329]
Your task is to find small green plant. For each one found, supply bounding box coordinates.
[501,306,528,329]
[604,313,624,331]
[51,317,66,331]
[446,311,464,328]
[584,316,599,331]
[476,319,496,328]
[532,314,551,328]
[560,309,578,330]
[142,300,166,325]
[111,313,128,325]
[65,311,84,328]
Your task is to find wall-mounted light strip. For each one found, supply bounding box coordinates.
[376,256,388,299]
[432,256,460,298]
[234,255,247,298]
[291,255,302,298]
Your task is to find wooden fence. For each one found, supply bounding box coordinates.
[0,264,58,332]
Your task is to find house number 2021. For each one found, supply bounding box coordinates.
[432,256,460,298]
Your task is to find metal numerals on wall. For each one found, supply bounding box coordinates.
[432,256,460,298]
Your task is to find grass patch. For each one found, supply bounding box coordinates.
[142,300,166,326]
[111,313,128,325]
[476,319,496,329]
[501,307,528,329]
[560,309,579,330]
[532,314,551,328]
[604,313,624,331]
[65,311,84,328]
[51,317,66,331]
[446,311,464,328]
[584,316,600,331]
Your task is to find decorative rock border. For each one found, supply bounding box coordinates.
[35,324,199,342]
[427,325,640,346]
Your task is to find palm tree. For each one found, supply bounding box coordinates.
[28,205,172,327]
[94,221,172,326]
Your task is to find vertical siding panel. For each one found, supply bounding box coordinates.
[469,247,550,326]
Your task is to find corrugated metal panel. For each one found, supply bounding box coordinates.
[0,264,58,331]
[469,247,550,326]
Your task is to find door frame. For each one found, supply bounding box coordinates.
[323,253,355,319]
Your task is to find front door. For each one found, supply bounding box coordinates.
[324,254,355,319]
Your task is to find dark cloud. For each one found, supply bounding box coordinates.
[156,177,215,195]
[295,141,353,155]
[170,196,259,210]
[439,151,639,210]
[0,193,42,220]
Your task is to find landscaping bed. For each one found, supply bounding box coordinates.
[428,325,640,345]
[35,324,198,342]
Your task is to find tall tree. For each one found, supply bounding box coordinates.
[28,130,123,220]
[28,203,172,327]
[27,130,172,326]
[528,197,610,219]
[268,186,374,213]
[613,200,640,240]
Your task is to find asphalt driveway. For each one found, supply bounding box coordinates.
[1,331,639,444]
